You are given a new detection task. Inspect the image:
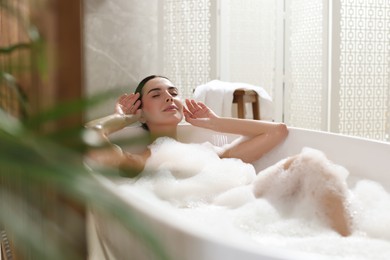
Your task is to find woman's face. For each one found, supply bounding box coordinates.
[140,77,184,129]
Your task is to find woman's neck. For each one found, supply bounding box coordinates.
[149,125,177,141]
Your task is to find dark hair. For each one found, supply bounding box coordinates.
[135,75,170,131]
[135,75,170,98]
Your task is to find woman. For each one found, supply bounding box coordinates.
[85,75,352,236]
[85,75,288,174]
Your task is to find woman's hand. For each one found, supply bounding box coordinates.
[115,92,142,116]
[184,99,218,128]
[84,93,142,135]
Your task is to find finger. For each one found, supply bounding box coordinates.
[129,100,141,113]
[185,107,198,120]
[190,99,201,109]
[121,93,139,105]
[118,93,129,100]
[120,93,138,106]
[132,99,141,110]
[119,94,141,113]
[186,99,201,113]
[117,95,129,109]
[198,102,208,110]
[183,110,194,123]
[183,106,191,114]
[184,105,196,116]
[185,99,196,112]
[196,101,213,116]
[116,95,127,109]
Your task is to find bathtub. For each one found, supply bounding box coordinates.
[87,123,390,260]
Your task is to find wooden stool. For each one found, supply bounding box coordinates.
[232,89,260,120]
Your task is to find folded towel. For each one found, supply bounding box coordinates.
[193,80,274,120]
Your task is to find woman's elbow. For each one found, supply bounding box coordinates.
[274,123,289,141]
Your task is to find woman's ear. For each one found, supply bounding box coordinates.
[139,117,146,124]
[138,110,146,124]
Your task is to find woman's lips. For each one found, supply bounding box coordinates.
[163,105,178,112]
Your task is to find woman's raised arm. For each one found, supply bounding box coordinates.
[85,93,142,137]
[83,93,147,177]
[184,99,288,163]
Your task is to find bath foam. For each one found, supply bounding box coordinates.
[252,147,352,225]
[352,179,390,241]
[140,137,256,207]
[117,138,390,259]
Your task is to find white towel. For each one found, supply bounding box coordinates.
[193,80,274,120]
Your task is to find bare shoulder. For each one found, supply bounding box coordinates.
[120,149,151,176]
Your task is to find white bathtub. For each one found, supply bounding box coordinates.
[88,123,390,260]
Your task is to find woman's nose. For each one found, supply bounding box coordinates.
[165,94,173,102]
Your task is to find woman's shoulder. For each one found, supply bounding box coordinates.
[120,149,151,177]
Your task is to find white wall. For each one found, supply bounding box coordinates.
[84,0,160,119]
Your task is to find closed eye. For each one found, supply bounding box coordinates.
[170,91,178,97]
[147,87,179,98]
[168,87,179,97]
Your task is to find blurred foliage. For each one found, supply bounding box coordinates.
[0,103,169,260]
[0,1,169,259]
[0,101,169,260]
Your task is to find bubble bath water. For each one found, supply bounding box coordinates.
[116,137,390,260]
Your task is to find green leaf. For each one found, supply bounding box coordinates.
[24,89,122,129]
[1,73,30,117]
[0,42,31,54]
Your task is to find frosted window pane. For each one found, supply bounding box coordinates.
[338,0,390,141]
